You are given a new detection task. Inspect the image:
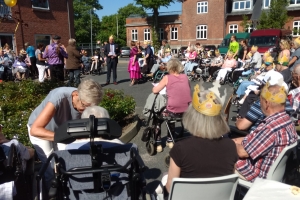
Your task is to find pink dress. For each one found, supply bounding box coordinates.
[128,47,142,79]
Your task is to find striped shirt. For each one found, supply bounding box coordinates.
[236,111,298,181]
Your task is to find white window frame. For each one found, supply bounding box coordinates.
[170,27,178,40]
[229,24,239,33]
[264,0,271,8]
[293,21,300,36]
[290,0,300,6]
[197,1,208,14]
[196,25,207,40]
[159,28,164,41]
[131,29,138,41]
[35,34,51,47]
[144,29,151,41]
[32,0,50,10]
[233,1,251,10]
[246,24,254,33]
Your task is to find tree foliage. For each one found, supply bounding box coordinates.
[240,15,251,32]
[257,0,292,29]
[96,4,146,47]
[73,0,103,43]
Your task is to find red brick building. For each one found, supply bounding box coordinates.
[125,0,300,50]
[0,0,74,54]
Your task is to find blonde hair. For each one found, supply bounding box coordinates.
[81,106,110,118]
[166,58,183,74]
[77,79,103,105]
[183,90,229,139]
[280,40,290,50]
[109,35,114,40]
[68,38,76,46]
[294,39,300,49]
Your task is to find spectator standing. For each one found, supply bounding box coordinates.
[35,43,47,83]
[104,35,121,85]
[2,43,11,55]
[66,38,83,87]
[0,48,9,81]
[288,37,300,71]
[43,35,68,82]
[239,40,248,61]
[227,35,239,60]
[142,41,155,75]
[128,41,142,86]
[25,42,37,78]
[161,39,171,57]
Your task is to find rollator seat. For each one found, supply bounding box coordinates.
[162,112,183,122]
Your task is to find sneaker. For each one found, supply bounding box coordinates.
[156,145,163,153]
[166,141,174,149]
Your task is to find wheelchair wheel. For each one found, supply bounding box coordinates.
[146,141,155,156]
[165,155,170,168]
[141,127,151,142]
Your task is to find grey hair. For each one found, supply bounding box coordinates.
[68,38,76,46]
[183,90,230,139]
[166,58,183,74]
[81,106,110,119]
[77,79,103,105]
[293,64,300,74]
[294,40,300,49]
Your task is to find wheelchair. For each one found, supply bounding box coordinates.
[0,141,36,200]
[36,116,147,200]
[142,94,184,156]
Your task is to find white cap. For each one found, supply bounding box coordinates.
[263,71,288,93]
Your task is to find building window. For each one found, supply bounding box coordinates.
[290,0,300,5]
[293,21,300,36]
[196,25,207,39]
[0,34,14,51]
[197,1,208,14]
[264,0,271,8]
[144,29,150,41]
[170,27,178,40]
[229,24,238,33]
[32,0,50,10]
[246,24,254,33]
[35,35,51,48]
[0,0,11,17]
[159,28,164,40]
[131,30,138,41]
[233,1,251,10]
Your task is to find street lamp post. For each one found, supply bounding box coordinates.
[90,8,93,55]
[180,24,182,49]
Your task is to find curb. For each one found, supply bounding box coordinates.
[120,115,142,143]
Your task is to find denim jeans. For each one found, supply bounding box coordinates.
[236,81,255,97]
[67,69,81,87]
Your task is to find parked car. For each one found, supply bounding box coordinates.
[120,46,130,57]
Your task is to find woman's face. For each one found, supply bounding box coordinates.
[240,41,244,46]
[227,54,233,59]
[279,43,284,50]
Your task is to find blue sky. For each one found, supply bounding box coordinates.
[95,0,182,19]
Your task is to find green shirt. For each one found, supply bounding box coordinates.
[229,41,239,58]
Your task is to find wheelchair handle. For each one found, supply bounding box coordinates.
[6,143,17,169]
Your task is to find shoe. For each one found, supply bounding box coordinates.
[104,82,110,85]
[156,145,163,153]
[114,82,118,85]
[166,141,174,149]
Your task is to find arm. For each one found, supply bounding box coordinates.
[288,56,298,68]
[60,46,68,58]
[236,143,249,158]
[43,46,49,59]
[166,158,181,193]
[115,45,121,57]
[152,75,168,94]
[242,50,247,60]
[38,53,47,62]
[73,49,82,59]
[236,117,253,130]
[30,102,56,141]
[104,45,109,57]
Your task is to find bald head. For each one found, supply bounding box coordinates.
[293,64,300,75]
[292,64,300,87]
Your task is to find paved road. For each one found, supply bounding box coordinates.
[82,58,235,192]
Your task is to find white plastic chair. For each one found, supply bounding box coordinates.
[157,174,238,200]
[238,141,298,189]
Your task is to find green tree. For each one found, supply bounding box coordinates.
[96,4,146,47]
[257,0,292,29]
[240,15,251,32]
[73,0,103,43]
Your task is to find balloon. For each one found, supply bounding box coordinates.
[4,0,17,7]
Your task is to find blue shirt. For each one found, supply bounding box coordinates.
[26,46,36,57]
[245,100,294,132]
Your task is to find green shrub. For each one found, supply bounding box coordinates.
[0,80,64,146]
[100,89,136,122]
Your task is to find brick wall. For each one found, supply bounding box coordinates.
[0,0,74,54]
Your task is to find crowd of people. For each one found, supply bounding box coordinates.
[1,33,300,199]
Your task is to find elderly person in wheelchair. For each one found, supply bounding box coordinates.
[146,48,172,79]
[0,125,35,199]
[155,84,238,198]
[12,49,31,81]
[215,51,237,84]
[152,59,191,152]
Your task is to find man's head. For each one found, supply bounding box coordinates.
[24,42,30,48]
[162,39,167,46]
[81,106,110,119]
[250,45,258,54]
[109,35,114,44]
[260,83,287,116]
[292,64,300,87]
[68,38,76,46]
[72,79,103,113]
[52,35,61,44]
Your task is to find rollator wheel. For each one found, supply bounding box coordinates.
[146,141,155,156]
[165,155,170,168]
[141,127,151,142]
